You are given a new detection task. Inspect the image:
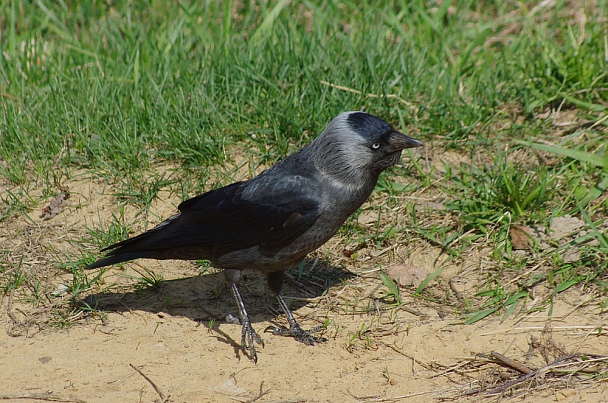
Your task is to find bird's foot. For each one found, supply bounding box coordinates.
[265,323,327,345]
[240,317,265,363]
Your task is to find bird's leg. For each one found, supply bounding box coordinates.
[264,270,327,345]
[225,269,264,363]
[267,292,327,345]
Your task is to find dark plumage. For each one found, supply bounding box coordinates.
[85,111,423,362]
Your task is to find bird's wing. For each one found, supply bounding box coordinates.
[101,179,321,258]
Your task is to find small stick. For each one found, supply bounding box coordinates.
[479,325,600,336]
[7,289,21,325]
[243,381,271,403]
[0,393,87,402]
[380,341,432,370]
[490,351,534,374]
[129,364,167,402]
[485,353,608,395]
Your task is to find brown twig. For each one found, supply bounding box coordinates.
[0,393,87,402]
[241,381,271,403]
[380,341,433,371]
[7,289,20,325]
[129,363,168,402]
[490,351,534,374]
[448,277,464,303]
[485,353,608,395]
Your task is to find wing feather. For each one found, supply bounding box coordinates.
[98,177,321,260]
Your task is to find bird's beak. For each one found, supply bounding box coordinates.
[387,130,424,152]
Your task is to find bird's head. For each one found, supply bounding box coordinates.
[310,111,423,186]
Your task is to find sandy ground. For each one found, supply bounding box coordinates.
[1,168,607,403]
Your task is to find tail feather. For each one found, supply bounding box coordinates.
[85,251,151,270]
[86,215,181,270]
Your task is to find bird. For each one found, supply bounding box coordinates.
[85,111,423,362]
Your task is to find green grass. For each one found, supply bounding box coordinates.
[1,1,607,326]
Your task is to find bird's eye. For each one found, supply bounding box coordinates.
[371,143,381,150]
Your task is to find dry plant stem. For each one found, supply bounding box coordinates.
[479,325,602,337]
[380,341,433,371]
[485,353,608,395]
[0,393,88,403]
[490,351,534,374]
[319,80,418,111]
[432,356,488,378]
[129,363,167,402]
[241,381,271,403]
[7,289,20,325]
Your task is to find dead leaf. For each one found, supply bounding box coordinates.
[510,225,534,250]
[38,356,52,364]
[40,188,70,220]
[386,264,429,288]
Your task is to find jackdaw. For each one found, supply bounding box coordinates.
[85,111,423,362]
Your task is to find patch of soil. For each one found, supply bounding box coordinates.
[1,169,607,403]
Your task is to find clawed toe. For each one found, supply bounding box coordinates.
[241,321,264,363]
[265,323,327,345]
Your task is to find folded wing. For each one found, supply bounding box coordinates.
[86,178,321,269]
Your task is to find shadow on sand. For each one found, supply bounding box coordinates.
[80,258,355,356]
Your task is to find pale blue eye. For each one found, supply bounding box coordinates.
[371,143,381,149]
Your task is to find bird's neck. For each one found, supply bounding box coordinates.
[305,143,376,191]
[318,164,376,192]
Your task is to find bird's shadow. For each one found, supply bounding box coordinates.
[80,258,354,355]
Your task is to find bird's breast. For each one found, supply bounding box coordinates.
[214,177,376,273]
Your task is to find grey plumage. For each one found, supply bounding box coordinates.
[85,111,423,362]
